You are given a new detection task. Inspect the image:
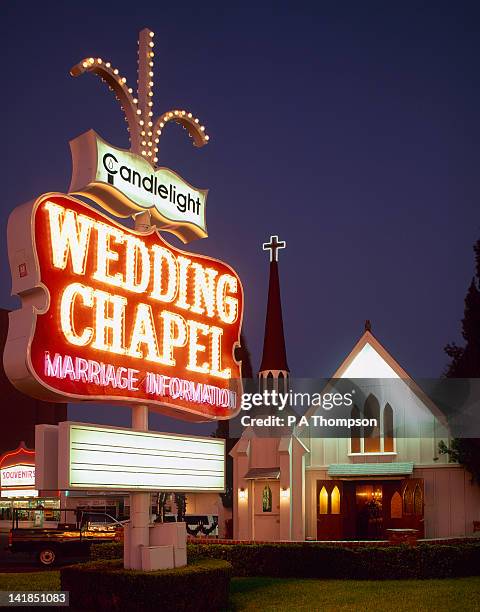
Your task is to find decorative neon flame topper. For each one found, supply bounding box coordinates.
[4,193,243,421]
[68,28,209,243]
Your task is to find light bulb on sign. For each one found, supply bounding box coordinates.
[70,28,210,164]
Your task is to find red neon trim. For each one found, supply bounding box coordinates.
[0,446,35,468]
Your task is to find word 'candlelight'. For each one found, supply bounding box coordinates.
[44,200,240,379]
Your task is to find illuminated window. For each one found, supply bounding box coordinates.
[351,401,395,455]
[384,404,394,452]
[364,395,380,453]
[413,484,423,515]
[319,486,328,515]
[390,491,402,519]
[403,485,414,515]
[331,486,340,514]
[351,405,361,453]
[262,485,272,513]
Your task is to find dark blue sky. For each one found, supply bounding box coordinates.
[2,2,479,432]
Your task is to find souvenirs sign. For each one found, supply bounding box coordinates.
[0,445,37,498]
[1,465,36,489]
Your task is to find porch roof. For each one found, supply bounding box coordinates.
[244,467,280,480]
[327,462,414,478]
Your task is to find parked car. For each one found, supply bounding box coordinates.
[8,510,125,566]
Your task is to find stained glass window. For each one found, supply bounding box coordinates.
[351,405,361,453]
[384,404,394,452]
[331,486,340,514]
[319,486,328,514]
[262,485,272,512]
[390,491,402,518]
[414,484,423,515]
[403,485,414,514]
[364,395,381,453]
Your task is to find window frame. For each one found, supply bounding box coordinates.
[348,399,397,456]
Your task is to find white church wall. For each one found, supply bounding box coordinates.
[414,465,480,538]
[291,438,306,540]
[250,437,280,468]
[231,438,251,540]
[304,361,451,468]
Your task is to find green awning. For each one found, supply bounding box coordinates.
[327,462,414,478]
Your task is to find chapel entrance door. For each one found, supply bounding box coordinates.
[354,483,384,539]
[382,478,424,538]
[253,480,280,541]
[316,480,346,540]
[351,478,425,539]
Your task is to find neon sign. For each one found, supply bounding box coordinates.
[0,445,37,498]
[4,193,243,420]
[68,29,210,244]
[1,465,35,488]
[69,131,208,243]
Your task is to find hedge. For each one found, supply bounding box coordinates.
[61,558,232,611]
[90,541,480,580]
[187,542,480,580]
[91,542,124,560]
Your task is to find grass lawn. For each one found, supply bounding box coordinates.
[229,576,480,611]
[0,572,478,611]
[0,572,60,591]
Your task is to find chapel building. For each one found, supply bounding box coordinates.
[231,240,480,541]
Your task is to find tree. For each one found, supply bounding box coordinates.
[440,238,480,483]
[155,492,170,522]
[174,493,187,522]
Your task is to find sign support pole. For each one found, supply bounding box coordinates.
[125,211,152,570]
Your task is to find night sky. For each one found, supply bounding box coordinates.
[2,2,479,432]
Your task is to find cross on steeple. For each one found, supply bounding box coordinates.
[263,235,286,262]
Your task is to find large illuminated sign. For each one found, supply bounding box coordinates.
[58,422,225,492]
[1,465,35,488]
[68,28,210,245]
[4,193,243,420]
[69,131,208,243]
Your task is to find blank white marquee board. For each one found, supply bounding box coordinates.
[36,422,225,493]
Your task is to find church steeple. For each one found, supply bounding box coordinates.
[259,235,289,393]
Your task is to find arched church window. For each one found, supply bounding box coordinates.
[413,484,423,515]
[266,372,274,392]
[351,405,361,453]
[364,395,381,453]
[390,491,402,519]
[403,485,414,514]
[319,486,328,514]
[278,372,285,394]
[262,485,272,512]
[331,486,341,514]
[384,404,394,452]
